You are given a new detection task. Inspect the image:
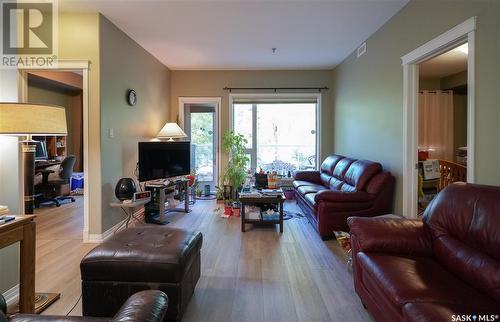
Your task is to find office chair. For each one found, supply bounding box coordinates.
[35,155,76,207]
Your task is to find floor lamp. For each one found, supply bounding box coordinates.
[0,103,67,313]
[0,103,67,214]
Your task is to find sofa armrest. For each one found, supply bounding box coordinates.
[112,290,168,322]
[315,190,375,203]
[347,217,433,256]
[293,170,321,184]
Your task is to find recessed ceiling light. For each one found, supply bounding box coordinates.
[455,43,468,55]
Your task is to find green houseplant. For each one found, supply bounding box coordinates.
[221,130,249,199]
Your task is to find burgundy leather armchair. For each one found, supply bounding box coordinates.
[294,154,394,237]
[3,290,168,322]
[348,183,500,322]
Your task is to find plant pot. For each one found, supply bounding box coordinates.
[232,207,240,217]
[224,205,232,216]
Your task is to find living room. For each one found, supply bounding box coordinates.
[0,0,499,321]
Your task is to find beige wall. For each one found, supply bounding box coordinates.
[0,70,22,294]
[58,13,102,234]
[170,70,334,169]
[332,0,500,214]
[99,15,171,232]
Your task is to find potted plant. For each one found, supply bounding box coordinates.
[221,130,249,200]
[223,199,233,216]
[232,200,241,217]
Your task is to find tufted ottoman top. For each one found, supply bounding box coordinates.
[81,226,202,283]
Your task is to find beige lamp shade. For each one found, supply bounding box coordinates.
[157,122,187,141]
[0,103,67,136]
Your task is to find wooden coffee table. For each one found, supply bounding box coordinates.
[240,193,285,233]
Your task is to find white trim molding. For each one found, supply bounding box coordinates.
[87,208,144,243]
[18,60,92,241]
[401,17,476,65]
[401,17,476,218]
[2,284,19,306]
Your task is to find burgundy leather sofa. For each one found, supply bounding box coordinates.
[293,154,394,237]
[348,183,500,322]
[4,290,168,322]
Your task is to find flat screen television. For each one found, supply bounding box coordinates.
[35,141,48,160]
[138,141,191,182]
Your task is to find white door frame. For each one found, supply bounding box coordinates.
[18,60,91,241]
[178,97,222,187]
[401,17,476,218]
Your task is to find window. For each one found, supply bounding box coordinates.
[232,96,319,174]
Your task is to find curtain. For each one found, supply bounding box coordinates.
[418,90,454,161]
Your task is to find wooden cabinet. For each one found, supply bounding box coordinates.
[33,136,66,159]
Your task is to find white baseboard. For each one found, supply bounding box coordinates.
[86,208,144,243]
[2,284,19,306]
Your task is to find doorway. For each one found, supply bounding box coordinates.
[19,61,91,241]
[401,17,476,218]
[417,43,468,214]
[179,98,221,193]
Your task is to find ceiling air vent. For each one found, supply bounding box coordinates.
[357,42,366,58]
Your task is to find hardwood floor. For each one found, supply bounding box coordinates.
[33,197,373,321]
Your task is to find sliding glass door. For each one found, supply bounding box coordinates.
[233,99,318,174]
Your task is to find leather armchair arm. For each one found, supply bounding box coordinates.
[315,190,375,203]
[293,170,321,184]
[347,217,433,256]
[112,290,168,322]
[8,291,167,322]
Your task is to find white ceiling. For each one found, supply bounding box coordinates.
[60,0,409,70]
[419,44,468,78]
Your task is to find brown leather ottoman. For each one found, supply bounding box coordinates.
[80,226,202,322]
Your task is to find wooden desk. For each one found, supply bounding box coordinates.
[35,160,61,172]
[0,215,36,313]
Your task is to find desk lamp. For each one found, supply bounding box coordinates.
[157,122,187,141]
[0,103,67,214]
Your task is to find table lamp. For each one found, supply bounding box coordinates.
[157,122,187,141]
[0,103,67,214]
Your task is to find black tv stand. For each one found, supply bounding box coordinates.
[144,179,190,225]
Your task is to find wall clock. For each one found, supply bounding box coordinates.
[127,89,137,106]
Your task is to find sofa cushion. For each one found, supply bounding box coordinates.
[357,252,494,307]
[423,183,500,302]
[304,193,317,207]
[343,160,382,191]
[320,154,344,176]
[402,302,500,322]
[328,158,355,190]
[297,184,326,196]
[293,180,316,189]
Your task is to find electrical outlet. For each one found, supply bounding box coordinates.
[108,128,114,138]
[357,42,366,57]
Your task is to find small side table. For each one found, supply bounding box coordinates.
[110,197,151,230]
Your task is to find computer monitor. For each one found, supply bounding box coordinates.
[35,141,48,160]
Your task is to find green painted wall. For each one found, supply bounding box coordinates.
[99,15,171,232]
[332,0,500,213]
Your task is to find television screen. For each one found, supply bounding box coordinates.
[35,141,48,160]
[138,141,191,182]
